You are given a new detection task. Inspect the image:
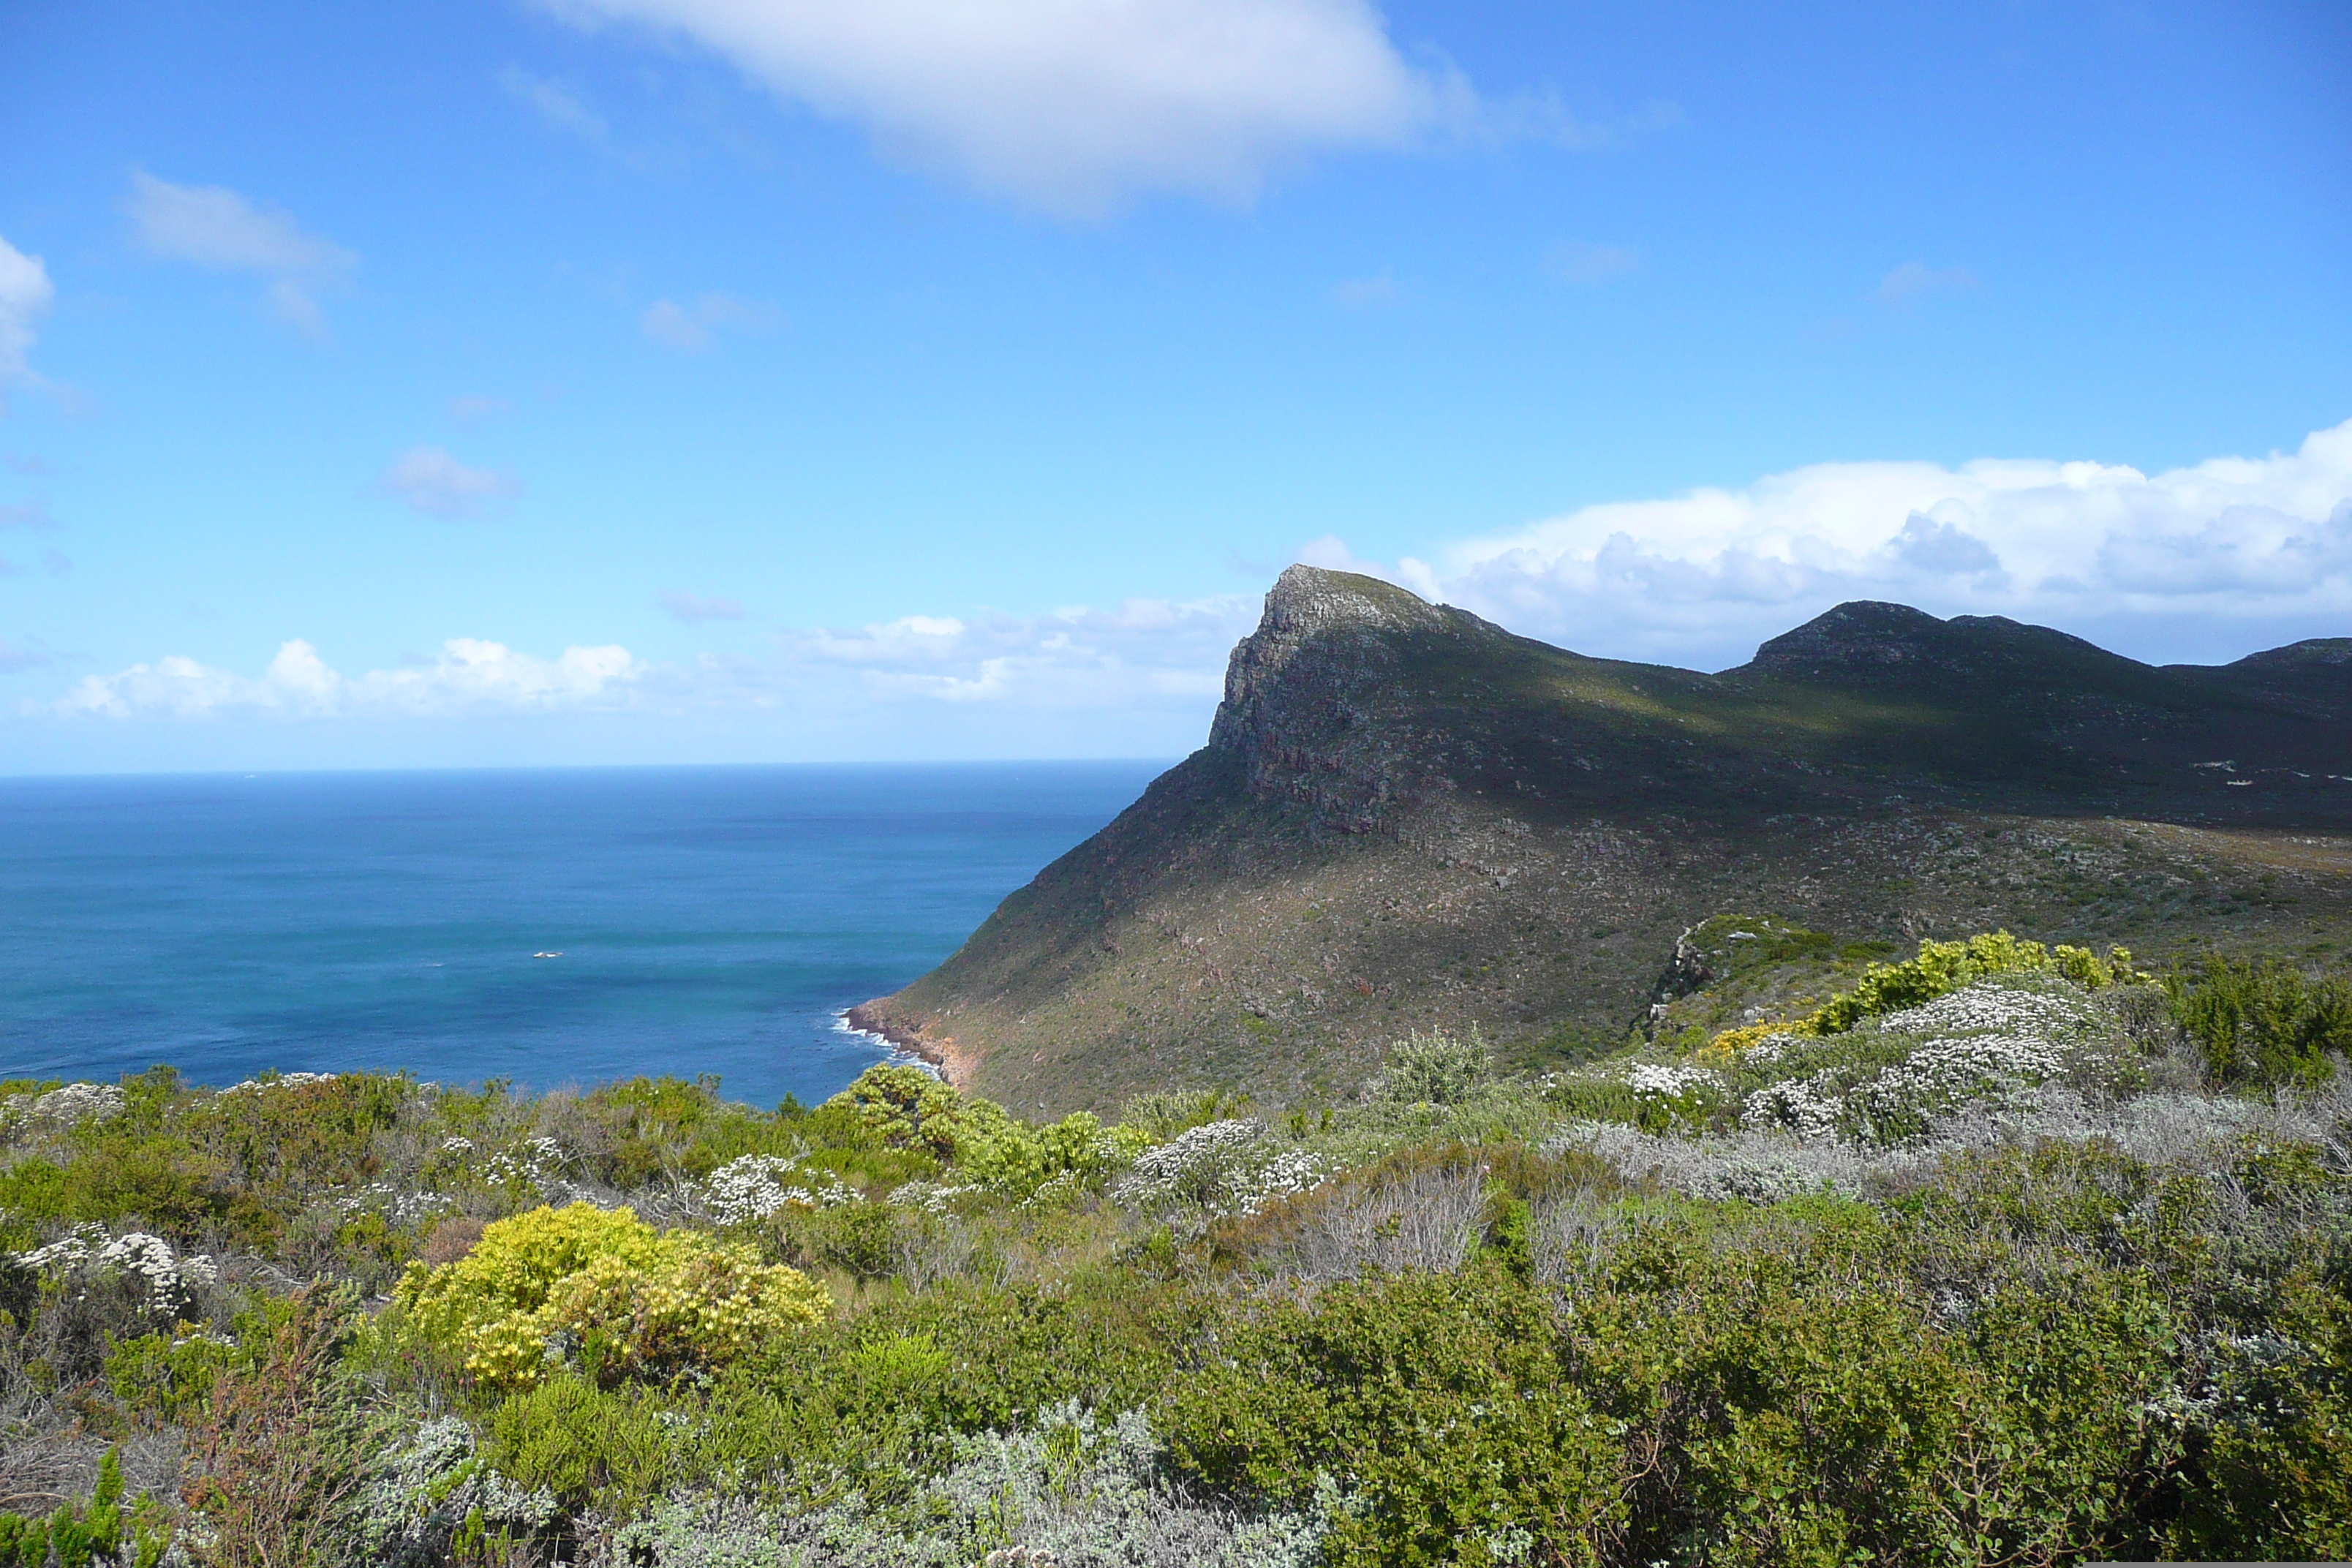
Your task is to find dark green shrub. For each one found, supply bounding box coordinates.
[0,1515,42,1568]
[485,1374,674,1519]
[1165,1264,1625,1566]
[2168,954,2351,1085]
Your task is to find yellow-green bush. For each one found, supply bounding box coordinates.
[823,1064,1143,1194]
[393,1202,828,1389]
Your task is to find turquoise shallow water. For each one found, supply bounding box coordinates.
[0,762,1164,1108]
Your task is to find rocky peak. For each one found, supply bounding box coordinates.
[1207,567,1474,831]
[1209,568,1452,752]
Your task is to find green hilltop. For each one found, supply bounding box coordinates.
[856,566,2352,1112]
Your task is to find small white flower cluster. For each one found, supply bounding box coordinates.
[483,1136,568,1195]
[1111,1118,1327,1222]
[334,1180,455,1226]
[1877,984,2097,1042]
[5,1082,128,1131]
[701,1154,856,1226]
[1627,1063,1722,1099]
[1734,1033,1806,1066]
[1729,979,2130,1145]
[219,1071,338,1096]
[14,1223,217,1317]
[887,1180,984,1215]
[1844,1030,2068,1134]
[1742,1075,1844,1141]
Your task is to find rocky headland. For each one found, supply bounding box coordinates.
[856,566,2352,1112]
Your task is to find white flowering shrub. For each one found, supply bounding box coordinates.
[3,1081,128,1138]
[1721,976,2138,1144]
[1376,1030,1492,1107]
[608,1403,1338,1568]
[217,1071,338,1096]
[333,1181,456,1228]
[1625,1063,1722,1099]
[886,1180,985,1215]
[701,1155,856,1226]
[1112,1120,1327,1227]
[12,1224,218,1319]
[359,1414,559,1566]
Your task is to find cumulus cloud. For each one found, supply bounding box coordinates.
[640,293,786,351]
[766,595,1253,707]
[536,0,1597,216]
[379,446,522,519]
[1341,418,2352,668]
[53,638,641,720]
[1542,241,1637,284]
[502,67,609,142]
[660,589,745,622]
[42,595,1256,731]
[126,173,356,339]
[0,233,54,392]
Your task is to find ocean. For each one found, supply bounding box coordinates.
[0,762,1166,1109]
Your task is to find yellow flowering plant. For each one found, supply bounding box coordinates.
[393,1201,828,1390]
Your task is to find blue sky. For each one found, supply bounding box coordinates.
[1,0,2347,771]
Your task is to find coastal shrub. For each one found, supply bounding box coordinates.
[7,947,2350,1564]
[2167,953,2351,1085]
[178,1071,408,1194]
[1112,1120,1324,1228]
[394,1201,829,1389]
[1376,1029,1492,1106]
[826,1065,1133,1195]
[1802,932,2141,1036]
[484,1374,674,1520]
[1117,1089,1254,1142]
[184,1286,373,1568]
[829,1065,965,1158]
[1165,1264,1626,1566]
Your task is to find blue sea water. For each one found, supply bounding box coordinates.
[0,762,1166,1109]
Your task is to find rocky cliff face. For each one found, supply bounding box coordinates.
[856,567,2352,1114]
[1205,565,1490,834]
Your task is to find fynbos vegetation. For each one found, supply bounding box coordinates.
[4,932,2349,1564]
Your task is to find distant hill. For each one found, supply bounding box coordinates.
[853,566,2352,1113]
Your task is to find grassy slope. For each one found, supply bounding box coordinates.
[864,572,2352,1114]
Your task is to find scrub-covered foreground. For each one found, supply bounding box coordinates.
[4,935,2350,1566]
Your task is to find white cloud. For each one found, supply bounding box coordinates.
[1877,260,1978,306]
[501,67,610,141]
[1332,270,1398,309]
[379,446,523,519]
[1326,417,2352,668]
[766,595,1254,707]
[640,293,786,351]
[0,233,54,388]
[53,638,642,720]
[1543,241,1637,285]
[661,589,746,622]
[541,0,1494,216]
[126,173,356,339]
[42,595,1254,731]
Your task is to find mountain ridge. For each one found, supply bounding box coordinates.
[854,566,2352,1112]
